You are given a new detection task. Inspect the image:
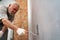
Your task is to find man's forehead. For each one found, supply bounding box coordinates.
[11,3,19,7]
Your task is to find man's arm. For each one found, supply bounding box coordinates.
[2,18,18,32]
[1,26,8,32]
[2,18,28,36]
[0,25,8,38]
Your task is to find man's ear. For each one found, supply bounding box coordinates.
[9,4,11,7]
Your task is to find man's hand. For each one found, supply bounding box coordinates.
[16,28,28,36]
[2,18,11,27]
[16,28,25,36]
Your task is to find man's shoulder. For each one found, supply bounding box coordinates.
[0,6,7,11]
[0,6,7,8]
[0,6,8,19]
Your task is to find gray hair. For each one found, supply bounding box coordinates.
[9,1,19,8]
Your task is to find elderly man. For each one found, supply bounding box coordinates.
[0,2,26,40]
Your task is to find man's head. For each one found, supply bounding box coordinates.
[8,3,19,16]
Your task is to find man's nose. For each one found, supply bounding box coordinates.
[13,10,16,13]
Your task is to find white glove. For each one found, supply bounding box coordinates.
[0,31,4,38]
[16,28,25,36]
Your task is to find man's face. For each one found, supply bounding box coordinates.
[8,4,19,16]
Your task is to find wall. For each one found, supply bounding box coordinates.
[32,0,60,40]
[14,0,28,40]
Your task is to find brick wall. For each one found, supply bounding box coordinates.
[13,0,28,40]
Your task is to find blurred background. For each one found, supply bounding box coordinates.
[0,0,15,6]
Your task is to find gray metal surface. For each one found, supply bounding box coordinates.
[32,0,60,40]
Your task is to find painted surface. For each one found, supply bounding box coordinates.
[32,0,60,40]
